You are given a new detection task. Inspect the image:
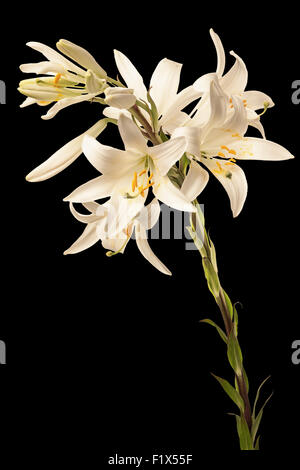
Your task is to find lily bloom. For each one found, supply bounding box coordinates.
[64,198,172,275]
[103,50,202,133]
[173,82,294,217]
[191,29,274,137]
[19,39,107,119]
[64,114,196,234]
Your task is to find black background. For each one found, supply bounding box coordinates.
[1,4,299,463]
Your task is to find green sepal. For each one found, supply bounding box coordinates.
[200,319,228,344]
[227,329,243,376]
[211,374,244,412]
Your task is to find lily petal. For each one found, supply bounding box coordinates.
[135,223,171,276]
[231,137,294,161]
[172,127,202,158]
[149,137,187,176]
[181,161,209,201]
[118,113,148,154]
[57,39,107,78]
[153,175,196,213]
[64,222,100,255]
[210,28,226,77]
[114,50,147,102]
[136,198,161,230]
[202,158,248,217]
[26,41,85,77]
[150,58,182,117]
[41,94,96,120]
[82,134,137,175]
[220,51,248,95]
[26,119,107,182]
[64,175,116,202]
[242,90,274,110]
[69,202,103,224]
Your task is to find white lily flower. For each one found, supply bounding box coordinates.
[64,114,195,233]
[103,51,202,132]
[19,40,108,118]
[192,29,275,137]
[64,198,171,275]
[104,87,136,109]
[174,82,294,217]
[26,119,107,182]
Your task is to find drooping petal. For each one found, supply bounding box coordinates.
[150,58,182,117]
[181,160,209,201]
[153,175,196,213]
[202,158,248,217]
[63,222,100,255]
[41,93,96,120]
[135,223,171,276]
[210,28,226,77]
[26,119,107,182]
[105,90,136,110]
[64,175,116,202]
[69,202,103,224]
[149,137,187,176]
[249,118,266,138]
[118,113,148,154]
[20,97,37,108]
[202,79,227,133]
[231,137,294,161]
[220,51,248,95]
[57,39,107,78]
[82,134,137,175]
[114,50,147,102]
[242,90,274,110]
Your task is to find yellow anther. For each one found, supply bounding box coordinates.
[216,161,222,171]
[38,100,52,105]
[148,172,153,181]
[138,185,145,197]
[221,145,230,151]
[139,169,146,177]
[54,73,62,85]
[229,149,237,155]
[232,133,241,138]
[218,152,225,157]
[230,104,234,108]
[131,172,138,192]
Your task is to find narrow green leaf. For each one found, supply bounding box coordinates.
[211,373,244,412]
[227,329,243,376]
[252,375,271,419]
[159,128,169,142]
[147,89,159,133]
[251,392,274,442]
[202,258,221,298]
[200,319,228,344]
[254,435,260,450]
[223,290,233,319]
[236,415,254,450]
[233,304,239,336]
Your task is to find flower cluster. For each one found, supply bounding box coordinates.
[19,29,294,275]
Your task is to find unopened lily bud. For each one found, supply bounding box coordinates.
[104,87,136,109]
[57,39,107,78]
[85,70,107,94]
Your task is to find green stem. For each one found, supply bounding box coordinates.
[190,201,254,447]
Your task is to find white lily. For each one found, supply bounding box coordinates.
[19,40,108,119]
[64,198,172,275]
[191,29,274,137]
[174,82,294,217]
[64,114,195,234]
[26,119,107,182]
[103,51,202,132]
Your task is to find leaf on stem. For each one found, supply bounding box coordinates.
[227,328,243,376]
[211,373,244,412]
[200,318,227,344]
